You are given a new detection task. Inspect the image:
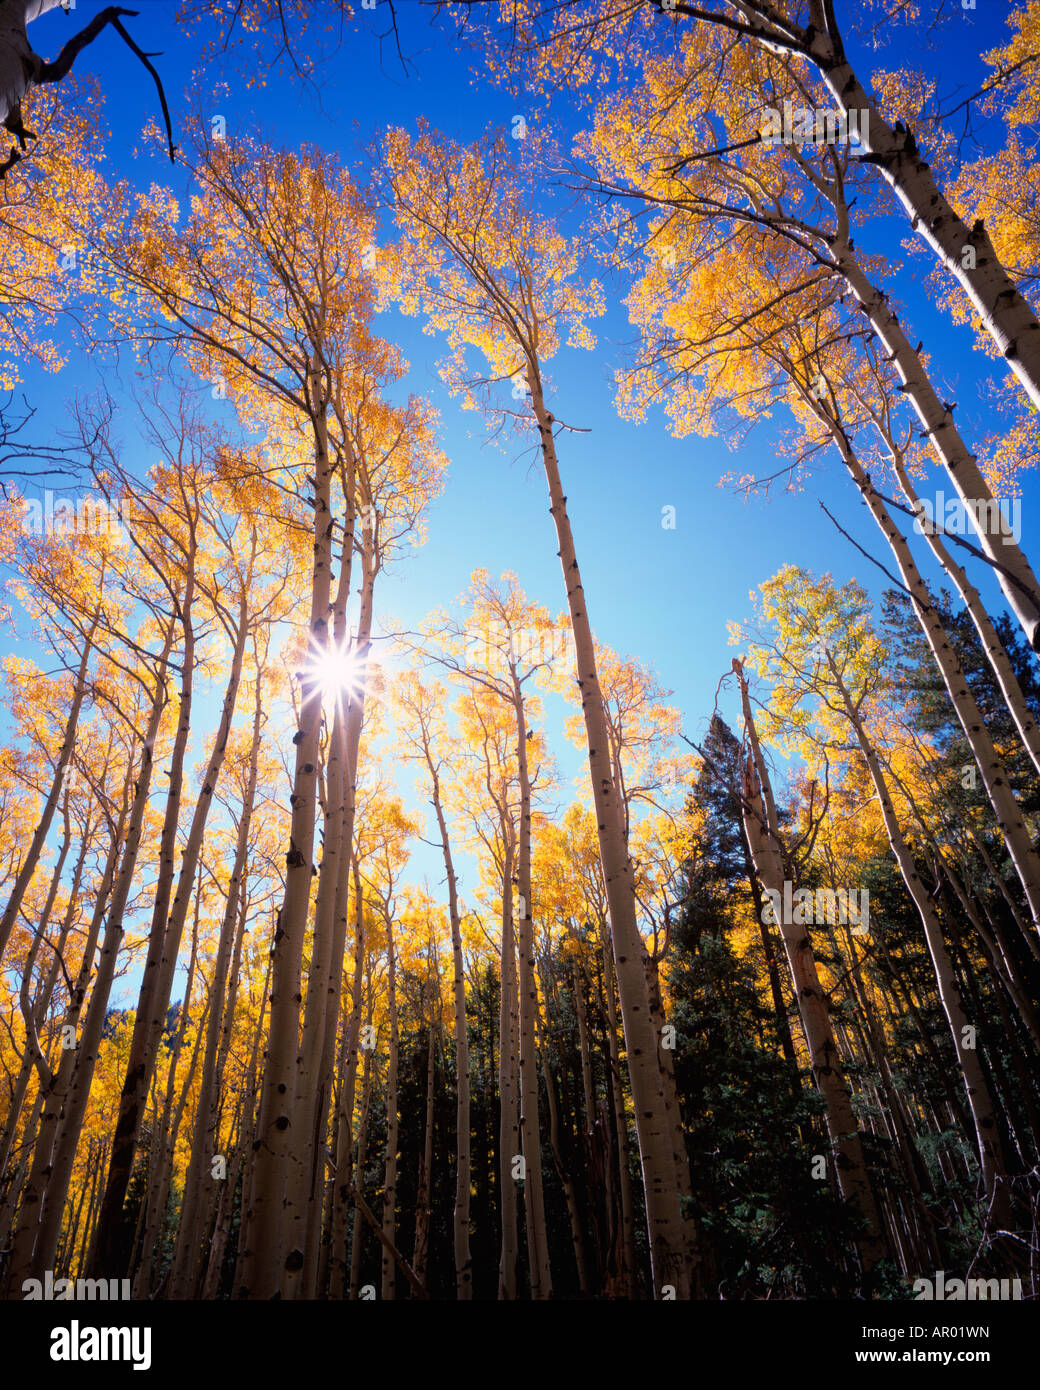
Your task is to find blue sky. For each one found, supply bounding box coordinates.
[6,0,1039,971]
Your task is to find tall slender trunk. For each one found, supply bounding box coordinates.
[169,673,263,1298]
[241,367,333,1298]
[734,659,887,1277]
[540,959,589,1296]
[412,997,437,1287]
[820,419,1040,934]
[132,891,204,1298]
[426,755,472,1298]
[0,610,97,966]
[497,842,519,1300]
[826,655,1013,1228]
[828,233,1040,648]
[527,367,692,1296]
[92,583,248,1277]
[0,800,85,1188]
[348,1038,373,1300]
[10,626,175,1285]
[510,668,552,1299]
[600,930,638,1297]
[328,879,367,1298]
[291,531,374,1297]
[888,453,1040,779]
[380,914,399,1301]
[806,13,1040,416]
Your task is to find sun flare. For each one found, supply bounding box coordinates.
[302,639,370,705]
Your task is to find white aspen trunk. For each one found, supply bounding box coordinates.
[284,496,359,1295]
[0,1,63,128]
[824,421,1040,935]
[809,28,1040,414]
[293,531,374,1297]
[497,845,519,1300]
[426,755,472,1298]
[242,365,333,1298]
[826,655,1013,1226]
[888,453,1040,780]
[229,950,272,1299]
[92,582,248,1278]
[830,234,1040,648]
[528,367,692,1297]
[18,626,175,1283]
[734,661,887,1276]
[939,856,1040,1053]
[380,916,399,1301]
[510,666,552,1299]
[644,951,695,1219]
[0,611,96,966]
[0,799,75,1184]
[169,678,263,1298]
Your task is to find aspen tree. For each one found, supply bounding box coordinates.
[476,0,1040,410]
[742,569,1017,1228]
[384,124,695,1297]
[733,659,888,1277]
[391,672,472,1297]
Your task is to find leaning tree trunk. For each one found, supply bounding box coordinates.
[826,655,1013,1229]
[808,16,1040,416]
[9,625,174,1286]
[0,797,80,1187]
[887,448,1040,779]
[828,233,1040,649]
[817,411,1040,936]
[91,583,248,1279]
[734,659,887,1278]
[0,608,97,966]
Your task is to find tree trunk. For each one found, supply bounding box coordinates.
[0,610,96,966]
[169,672,263,1298]
[822,420,1040,936]
[9,625,174,1285]
[497,840,519,1300]
[826,654,1014,1228]
[328,870,367,1297]
[380,913,399,1301]
[809,22,1040,416]
[427,756,472,1298]
[241,366,334,1298]
[829,233,1040,648]
[510,667,552,1299]
[527,365,693,1297]
[92,581,248,1278]
[734,659,887,1278]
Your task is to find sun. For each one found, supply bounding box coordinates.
[301,637,371,706]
